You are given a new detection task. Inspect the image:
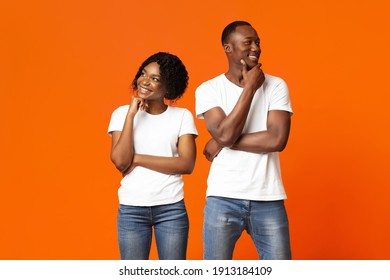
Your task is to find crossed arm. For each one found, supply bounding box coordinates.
[111,131,196,177]
[200,59,290,161]
[110,98,196,176]
[202,107,291,161]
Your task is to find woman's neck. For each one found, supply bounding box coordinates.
[145,100,168,115]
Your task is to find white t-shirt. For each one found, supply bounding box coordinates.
[195,73,293,201]
[108,105,198,206]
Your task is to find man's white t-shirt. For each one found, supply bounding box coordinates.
[195,73,293,201]
[108,105,198,206]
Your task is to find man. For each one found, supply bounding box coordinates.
[195,21,293,260]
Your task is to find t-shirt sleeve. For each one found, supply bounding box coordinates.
[195,82,219,119]
[269,78,293,114]
[107,106,128,136]
[179,109,198,138]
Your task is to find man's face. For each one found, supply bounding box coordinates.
[227,25,261,69]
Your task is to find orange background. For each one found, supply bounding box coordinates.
[1,0,390,260]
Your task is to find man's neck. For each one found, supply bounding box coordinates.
[225,68,244,87]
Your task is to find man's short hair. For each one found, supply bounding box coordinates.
[221,21,252,45]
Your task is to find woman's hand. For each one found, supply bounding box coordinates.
[129,94,148,115]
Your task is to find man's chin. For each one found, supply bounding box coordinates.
[246,62,258,70]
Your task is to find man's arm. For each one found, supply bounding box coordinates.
[203,110,291,161]
[204,61,264,147]
[231,110,291,153]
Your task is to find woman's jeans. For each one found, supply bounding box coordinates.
[203,196,291,260]
[117,199,189,260]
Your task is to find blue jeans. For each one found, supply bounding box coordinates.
[117,199,189,260]
[203,196,291,260]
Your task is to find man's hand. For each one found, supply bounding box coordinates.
[241,59,265,92]
[203,138,223,162]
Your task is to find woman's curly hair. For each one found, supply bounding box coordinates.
[131,52,189,101]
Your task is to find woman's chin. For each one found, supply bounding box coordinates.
[136,93,148,99]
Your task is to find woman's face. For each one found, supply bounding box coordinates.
[136,62,166,101]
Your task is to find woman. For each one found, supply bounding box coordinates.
[108,52,197,260]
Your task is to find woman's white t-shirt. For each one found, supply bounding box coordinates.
[108,105,198,206]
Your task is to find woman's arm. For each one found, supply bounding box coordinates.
[122,134,197,176]
[110,97,145,172]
